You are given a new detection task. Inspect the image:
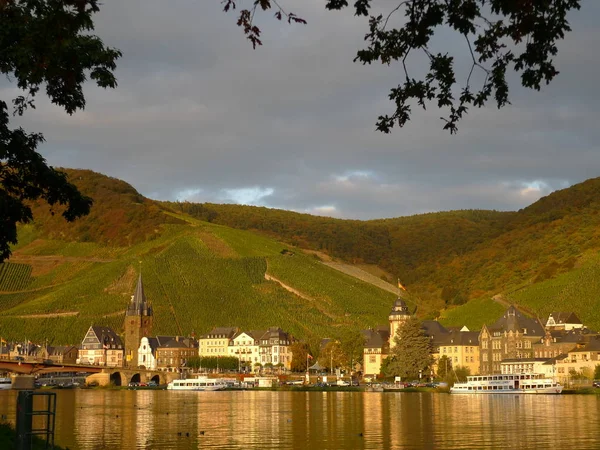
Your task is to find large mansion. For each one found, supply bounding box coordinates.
[363,297,599,383]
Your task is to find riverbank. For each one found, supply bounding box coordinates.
[0,423,68,450]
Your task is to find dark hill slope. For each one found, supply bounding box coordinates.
[25,169,184,246]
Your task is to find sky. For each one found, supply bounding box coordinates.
[4,1,600,220]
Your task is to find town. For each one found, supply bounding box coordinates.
[1,273,599,389]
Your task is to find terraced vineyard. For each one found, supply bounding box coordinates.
[0,221,397,344]
[0,263,33,292]
[506,253,600,331]
[438,297,505,330]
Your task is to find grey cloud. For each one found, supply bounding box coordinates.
[5,1,599,220]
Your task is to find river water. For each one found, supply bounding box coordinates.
[1,390,598,449]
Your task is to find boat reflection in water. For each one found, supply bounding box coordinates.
[0,389,598,449]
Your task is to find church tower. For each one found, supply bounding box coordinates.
[124,274,153,368]
[389,298,410,349]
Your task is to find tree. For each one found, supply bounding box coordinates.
[318,340,347,372]
[383,317,433,379]
[290,341,311,372]
[223,1,581,133]
[0,0,121,262]
[187,356,203,371]
[339,329,366,370]
[453,365,471,383]
[436,355,452,379]
[594,364,600,381]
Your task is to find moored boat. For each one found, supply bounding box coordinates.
[166,377,227,391]
[450,373,562,394]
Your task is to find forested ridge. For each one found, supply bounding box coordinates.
[162,176,600,313]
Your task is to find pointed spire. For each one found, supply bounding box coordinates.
[126,273,152,317]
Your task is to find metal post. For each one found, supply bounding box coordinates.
[16,390,33,450]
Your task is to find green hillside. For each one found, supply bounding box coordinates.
[4,169,600,344]
[1,215,395,344]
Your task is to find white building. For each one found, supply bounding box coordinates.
[137,337,158,370]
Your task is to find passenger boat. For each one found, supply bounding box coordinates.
[450,373,563,394]
[0,377,12,390]
[166,377,227,391]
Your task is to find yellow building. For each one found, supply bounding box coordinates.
[435,328,480,376]
[198,327,237,357]
[363,327,390,378]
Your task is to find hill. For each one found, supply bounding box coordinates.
[0,172,398,345]
[3,170,600,345]
[163,177,600,327]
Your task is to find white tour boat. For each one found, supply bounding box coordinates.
[166,377,227,391]
[450,373,563,394]
[0,377,12,390]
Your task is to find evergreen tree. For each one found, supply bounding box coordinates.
[383,317,433,380]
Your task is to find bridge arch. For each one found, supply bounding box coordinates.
[130,373,141,384]
[151,374,161,385]
[110,372,123,386]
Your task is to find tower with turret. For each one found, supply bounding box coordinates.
[388,298,410,349]
[124,274,153,368]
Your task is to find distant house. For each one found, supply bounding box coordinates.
[363,326,390,377]
[546,312,583,331]
[533,327,597,359]
[37,345,78,364]
[78,326,124,367]
[155,336,198,372]
[258,327,293,370]
[479,306,545,374]
[228,331,262,370]
[500,358,557,378]
[137,337,159,370]
[198,327,238,358]
[432,326,480,376]
[554,335,600,382]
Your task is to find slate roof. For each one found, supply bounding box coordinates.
[547,312,583,325]
[421,320,449,345]
[246,330,268,343]
[126,274,153,317]
[200,327,238,339]
[438,330,479,347]
[389,298,410,317]
[363,328,390,349]
[571,336,600,352]
[90,326,123,349]
[159,337,197,349]
[488,305,545,336]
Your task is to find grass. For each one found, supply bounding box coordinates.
[438,297,505,330]
[506,253,600,331]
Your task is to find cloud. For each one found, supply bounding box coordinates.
[4,1,599,220]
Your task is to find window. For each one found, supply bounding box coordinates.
[369,355,376,363]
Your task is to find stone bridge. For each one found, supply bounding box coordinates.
[86,368,182,387]
[0,360,181,388]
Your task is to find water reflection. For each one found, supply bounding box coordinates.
[0,390,598,449]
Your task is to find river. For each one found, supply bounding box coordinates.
[0,390,598,449]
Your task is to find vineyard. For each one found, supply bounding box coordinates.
[438,297,505,330]
[0,263,33,291]
[0,222,398,344]
[506,253,600,331]
[5,169,600,344]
